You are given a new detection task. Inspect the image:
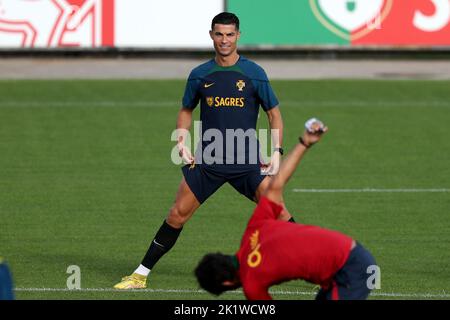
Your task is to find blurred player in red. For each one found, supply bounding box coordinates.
[195,118,377,300]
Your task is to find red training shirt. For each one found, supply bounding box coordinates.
[236,196,353,300]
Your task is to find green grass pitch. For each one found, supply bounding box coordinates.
[0,79,449,300]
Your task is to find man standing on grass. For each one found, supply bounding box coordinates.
[114,12,292,289]
[195,119,377,300]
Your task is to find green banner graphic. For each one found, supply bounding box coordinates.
[228,0,450,46]
[227,0,349,45]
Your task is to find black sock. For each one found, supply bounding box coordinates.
[141,221,182,270]
[288,217,296,223]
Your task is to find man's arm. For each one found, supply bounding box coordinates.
[176,107,195,164]
[262,107,283,175]
[264,119,328,204]
[266,107,283,149]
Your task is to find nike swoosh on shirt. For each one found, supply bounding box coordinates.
[204,83,215,88]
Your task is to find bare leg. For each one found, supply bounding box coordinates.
[166,177,201,228]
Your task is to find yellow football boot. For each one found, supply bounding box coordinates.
[113,273,147,289]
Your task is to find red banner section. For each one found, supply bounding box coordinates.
[354,0,450,45]
[0,0,114,48]
[101,0,114,47]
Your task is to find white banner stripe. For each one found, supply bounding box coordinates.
[14,287,450,298]
[292,188,450,193]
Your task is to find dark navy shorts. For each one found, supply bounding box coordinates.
[181,163,266,204]
[316,242,377,300]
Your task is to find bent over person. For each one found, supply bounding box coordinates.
[114,12,293,289]
[195,119,377,300]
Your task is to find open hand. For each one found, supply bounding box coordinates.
[177,143,194,164]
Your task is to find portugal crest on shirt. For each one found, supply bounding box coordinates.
[206,96,214,107]
[236,80,246,92]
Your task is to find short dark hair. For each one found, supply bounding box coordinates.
[194,253,238,295]
[211,12,240,30]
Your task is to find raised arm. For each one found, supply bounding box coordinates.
[264,119,328,204]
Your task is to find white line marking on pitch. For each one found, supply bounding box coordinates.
[14,288,450,298]
[0,101,178,107]
[292,188,450,193]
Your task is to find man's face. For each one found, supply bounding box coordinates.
[209,23,240,57]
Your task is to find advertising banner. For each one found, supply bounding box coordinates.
[228,0,450,46]
[0,0,223,48]
[0,0,114,48]
[0,0,449,48]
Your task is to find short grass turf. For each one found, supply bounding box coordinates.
[0,79,449,300]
